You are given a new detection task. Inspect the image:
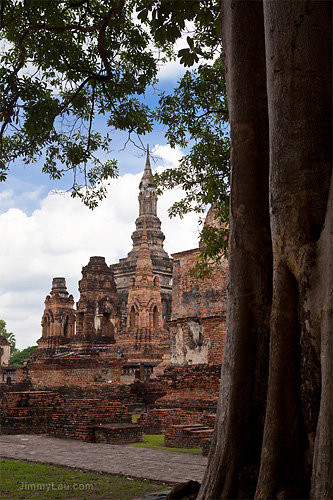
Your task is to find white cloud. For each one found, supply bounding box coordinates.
[152,143,183,165]
[0,145,200,350]
[0,187,46,214]
[157,59,187,82]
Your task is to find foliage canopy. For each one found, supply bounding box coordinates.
[1,0,158,207]
[1,0,229,265]
[154,55,229,267]
[8,345,38,366]
[139,1,230,267]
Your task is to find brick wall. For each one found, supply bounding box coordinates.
[153,392,218,415]
[139,408,217,435]
[169,316,226,365]
[147,364,220,420]
[0,391,59,435]
[170,249,227,321]
[169,249,227,365]
[0,391,131,442]
[158,364,221,394]
[202,437,212,457]
[138,408,197,434]
[17,356,123,388]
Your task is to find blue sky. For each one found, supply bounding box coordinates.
[0,61,202,350]
[1,74,184,215]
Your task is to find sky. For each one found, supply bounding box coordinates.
[0,59,203,350]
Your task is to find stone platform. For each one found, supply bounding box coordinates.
[0,434,207,484]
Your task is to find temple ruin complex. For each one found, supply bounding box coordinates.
[1,149,228,453]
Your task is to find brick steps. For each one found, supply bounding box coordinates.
[138,408,196,433]
[165,424,215,450]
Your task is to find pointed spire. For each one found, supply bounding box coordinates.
[146,143,150,166]
[139,144,154,193]
[135,221,154,281]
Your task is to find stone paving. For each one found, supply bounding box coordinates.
[0,434,207,485]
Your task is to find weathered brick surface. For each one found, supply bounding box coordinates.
[93,423,143,444]
[0,391,131,442]
[197,403,217,456]
[138,408,196,434]
[169,248,227,365]
[76,256,119,338]
[200,413,216,428]
[17,356,123,388]
[158,364,221,394]
[14,367,165,412]
[170,249,227,321]
[146,365,220,423]
[129,380,166,407]
[165,424,214,450]
[40,278,75,343]
[153,393,218,414]
[123,221,170,358]
[0,391,58,435]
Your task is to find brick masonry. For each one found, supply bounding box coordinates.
[76,256,120,339]
[93,423,143,444]
[16,356,124,388]
[169,247,227,365]
[164,412,216,454]
[138,408,198,434]
[40,278,75,344]
[165,424,214,450]
[0,391,133,442]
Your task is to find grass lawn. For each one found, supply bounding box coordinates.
[127,434,202,455]
[0,459,169,500]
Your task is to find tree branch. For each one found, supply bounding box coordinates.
[0,0,125,147]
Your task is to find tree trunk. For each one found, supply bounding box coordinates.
[198,1,332,498]
[198,2,272,498]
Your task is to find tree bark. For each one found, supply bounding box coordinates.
[309,174,333,499]
[198,2,272,498]
[256,2,332,498]
[199,1,332,498]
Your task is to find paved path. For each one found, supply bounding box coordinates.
[0,434,207,484]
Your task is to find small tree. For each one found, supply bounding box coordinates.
[0,320,19,357]
[10,346,38,367]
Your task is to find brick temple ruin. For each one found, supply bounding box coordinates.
[0,149,228,453]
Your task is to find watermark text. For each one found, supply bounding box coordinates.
[19,481,93,492]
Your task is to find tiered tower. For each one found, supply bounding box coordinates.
[128,146,169,261]
[111,147,173,328]
[76,256,119,338]
[125,221,168,353]
[39,277,75,349]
